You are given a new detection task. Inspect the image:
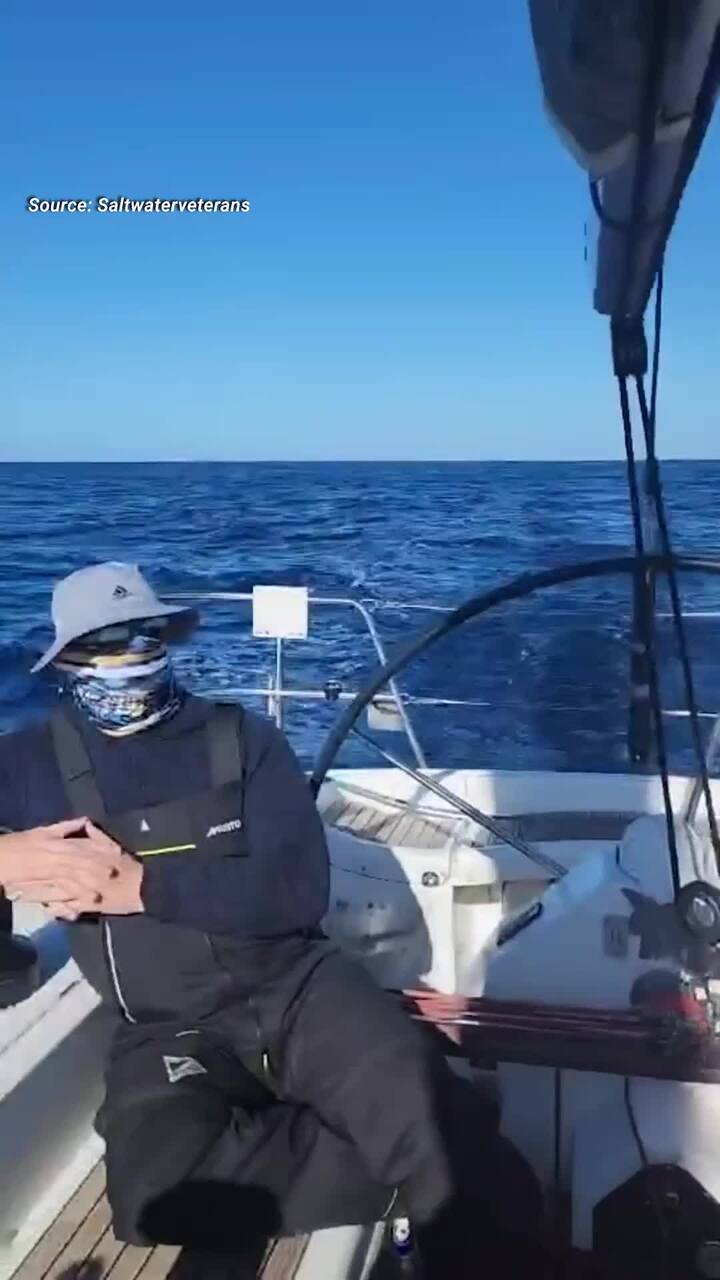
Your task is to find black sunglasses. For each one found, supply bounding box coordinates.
[75,612,198,653]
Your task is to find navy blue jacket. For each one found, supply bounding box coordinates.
[0,695,329,940]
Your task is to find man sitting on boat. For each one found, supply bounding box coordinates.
[0,563,543,1275]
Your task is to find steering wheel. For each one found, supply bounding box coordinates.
[311,554,720,805]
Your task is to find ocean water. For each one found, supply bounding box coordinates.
[1,460,719,774]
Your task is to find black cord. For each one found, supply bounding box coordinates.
[553,1068,562,1191]
[611,14,718,1268]
[649,268,663,452]
[635,377,720,868]
[619,262,720,868]
[610,0,667,775]
[618,376,682,897]
[638,269,719,857]
[610,0,718,899]
[623,1077,670,1276]
[619,378,646,554]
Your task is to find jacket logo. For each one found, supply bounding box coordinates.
[206,818,243,839]
[140,819,150,832]
[163,1055,207,1084]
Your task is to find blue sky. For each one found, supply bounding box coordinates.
[1,1,717,461]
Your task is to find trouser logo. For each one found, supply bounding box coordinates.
[206,818,243,838]
[163,1055,208,1084]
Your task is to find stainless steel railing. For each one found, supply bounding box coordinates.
[167,588,720,772]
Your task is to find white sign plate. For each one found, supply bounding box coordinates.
[367,697,404,733]
[252,586,309,640]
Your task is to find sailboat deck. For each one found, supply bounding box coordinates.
[323,793,636,848]
[13,1165,308,1280]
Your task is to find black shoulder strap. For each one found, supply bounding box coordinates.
[49,709,106,820]
[50,703,244,814]
[207,703,246,788]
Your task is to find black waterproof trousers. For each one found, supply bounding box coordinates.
[98,948,545,1275]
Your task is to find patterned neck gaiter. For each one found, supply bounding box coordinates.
[55,636,182,737]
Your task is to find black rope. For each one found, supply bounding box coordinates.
[649,267,663,452]
[637,12,720,868]
[623,1077,670,1274]
[609,0,720,898]
[607,13,720,1272]
[615,253,720,868]
[618,375,682,896]
[634,374,720,866]
[612,2,673,862]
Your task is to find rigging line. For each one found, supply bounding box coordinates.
[623,1077,670,1277]
[635,375,720,865]
[613,2,682,900]
[349,726,568,879]
[649,266,663,450]
[634,265,720,859]
[619,375,681,897]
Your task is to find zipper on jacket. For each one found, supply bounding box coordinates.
[103,920,137,1023]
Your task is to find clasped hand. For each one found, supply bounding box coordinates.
[0,818,144,920]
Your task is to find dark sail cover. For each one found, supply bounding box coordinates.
[528,1,720,315]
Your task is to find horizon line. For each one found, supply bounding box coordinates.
[0,456,714,466]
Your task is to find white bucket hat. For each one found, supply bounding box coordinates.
[32,562,197,672]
